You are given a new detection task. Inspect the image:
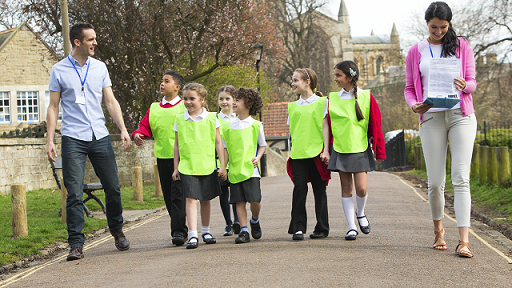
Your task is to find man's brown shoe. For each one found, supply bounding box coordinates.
[113,232,130,251]
[67,247,84,261]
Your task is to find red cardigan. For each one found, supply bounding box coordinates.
[131,100,183,140]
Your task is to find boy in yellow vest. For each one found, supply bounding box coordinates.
[132,71,188,246]
[222,88,267,243]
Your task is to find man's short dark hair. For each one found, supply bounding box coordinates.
[69,23,95,47]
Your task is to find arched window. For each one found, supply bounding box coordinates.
[376,58,382,75]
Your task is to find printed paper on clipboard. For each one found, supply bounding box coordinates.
[425,58,461,109]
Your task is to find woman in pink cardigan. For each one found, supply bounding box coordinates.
[404,1,476,258]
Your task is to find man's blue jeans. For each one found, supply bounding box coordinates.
[61,135,124,248]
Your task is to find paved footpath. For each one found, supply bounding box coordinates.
[1,172,512,287]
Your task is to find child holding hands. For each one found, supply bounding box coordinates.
[172,83,226,249]
[222,88,266,244]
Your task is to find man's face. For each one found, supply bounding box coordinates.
[76,28,97,57]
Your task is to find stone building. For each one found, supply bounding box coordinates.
[305,0,401,88]
[0,22,58,133]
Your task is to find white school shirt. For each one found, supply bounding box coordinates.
[162,96,181,106]
[173,108,220,132]
[419,43,461,113]
[286,94,329,125]
[338,87,363,99]
[223,116,267,178]
[218,111,237,122]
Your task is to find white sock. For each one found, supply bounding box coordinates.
[295,231,303,235]
[356,195,369,226]
[342,197,357,231]
[189,230,198,242]
[202,226,212,239]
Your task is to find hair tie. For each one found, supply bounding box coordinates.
[303,69,310,80]
[355,98,358,102]
[349,68,357,77]
[313,88,317,93]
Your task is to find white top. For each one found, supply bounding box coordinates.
[218,111,237,122]
[174,108,220,132]
[419,43,461,113]
[286,95,329,125]
[337,87,363,99]
[223,116,267,178]
[162,96,181,106]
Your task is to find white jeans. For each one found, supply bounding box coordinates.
[419,109,477,227]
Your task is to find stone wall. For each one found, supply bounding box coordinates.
[0,136,157,195]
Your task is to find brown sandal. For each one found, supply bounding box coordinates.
[455,241,474,258]
[433,228,447,250]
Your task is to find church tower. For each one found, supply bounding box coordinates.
[336,0,354,62]
[391,22,399,45]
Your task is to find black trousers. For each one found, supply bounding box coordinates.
[288,158,329,234]
[157,158,188,238]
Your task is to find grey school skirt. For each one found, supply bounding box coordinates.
[181,171,221,201]
[327,144,377,173]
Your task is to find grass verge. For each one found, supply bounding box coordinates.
[0,184,164,266]
[407,170,512,223]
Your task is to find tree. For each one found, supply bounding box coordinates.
[18,0,285,130]
[268,0,331,100]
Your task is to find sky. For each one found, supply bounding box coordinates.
[321,0,464,43]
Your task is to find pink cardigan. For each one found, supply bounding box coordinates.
[404,37,476,121]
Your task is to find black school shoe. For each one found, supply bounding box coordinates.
[345,229,358,240]
[224,225,234,236]
[202,233,217,244]
[172,235,187,246]
[186,237,198,249]
[250,221,262,239]
[292,232,304,241]
[310,231,328,239]
[357,215,371,234]
[235,231,250,243]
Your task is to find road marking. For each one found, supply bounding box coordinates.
[0,211,167,287]
[392,173,512,264]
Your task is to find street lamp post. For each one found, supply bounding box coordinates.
[253,44,266,177]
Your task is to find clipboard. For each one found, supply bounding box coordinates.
[423,97,461,109]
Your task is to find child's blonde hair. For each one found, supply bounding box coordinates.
[217,85,235,111]
[293,68,323,97]
[183,83,209,111]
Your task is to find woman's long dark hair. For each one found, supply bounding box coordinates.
[425,1,459,57]
[334,61,364,121]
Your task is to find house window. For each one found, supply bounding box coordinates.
[45,91,62,120]
[0,92,10,123]
[376,58,382,75]
[17,91,39,122]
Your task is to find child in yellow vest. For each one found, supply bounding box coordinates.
[287,68,330,241]
[216,85,240,236]
[321,61,386,241]
[172,83,227,249]
[132,71,188,246]
[222,88,266,244]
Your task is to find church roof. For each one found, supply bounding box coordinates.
[0,27,18,52]
[352,35,391,44]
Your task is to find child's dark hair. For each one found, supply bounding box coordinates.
[294,68,323,97]
[165,71,185,91]
[424,1,459,57]
[334,60,364,121]
[183,83,209,111]
[234,88,263,116]
[69,23,94,47]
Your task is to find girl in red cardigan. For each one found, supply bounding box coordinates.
[321,60,385,241]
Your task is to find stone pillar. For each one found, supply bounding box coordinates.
[498,147,510,188]
[470,144,479,179]
[479,146,488,185]
[488,147,498,183]
[154,163,162,198]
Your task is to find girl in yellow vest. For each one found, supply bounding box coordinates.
[222,88,266,244]
[131,71,188,246]
[216,85,240,236]
[172,83,227,249]
[321,61,386,241]
[287,68,330,241]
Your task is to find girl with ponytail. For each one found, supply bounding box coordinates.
[321,60,385,241]
[404,1,477,258]
[287,68,330,241]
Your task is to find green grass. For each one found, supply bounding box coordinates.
[0,184,164,266]
[407,170,512,223]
